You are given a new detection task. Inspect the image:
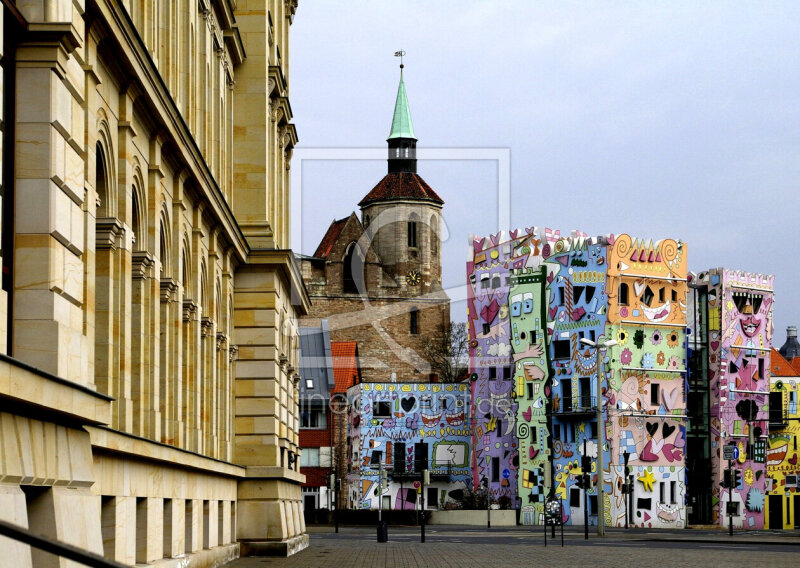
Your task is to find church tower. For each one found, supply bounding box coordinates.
[300,64,450,384]
[359,68,444,296]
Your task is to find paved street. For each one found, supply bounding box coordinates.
[230,525,800,568]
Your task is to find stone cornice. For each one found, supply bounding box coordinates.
[86,426,246,478]
[243,249,311,316]
[96,217,124,250]
[183,299,198,322]
[0,353,112,427]
[160,277,178,302]
[131,251,155,279]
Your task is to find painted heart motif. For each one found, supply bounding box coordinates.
[634,280,645,298]
[490,232,501,246]
[661,388,680,412]
[481,299,500,324]
[523,407,532,422]
[710,341,720,351]
[526,226,537,235]
[546,271,555,284]
[645,421,658,437]
[529,447,539,460]
[662,443,680,463]
[662,422,676,439]
[510,229,520,240]
[650,438,664,455]
[549,306,558,320]
[401,396,416,412]
[571,307,586,321]
[640,439,659,461]
[473,238,486,253]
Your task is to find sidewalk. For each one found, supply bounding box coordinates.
[306,522,800,546]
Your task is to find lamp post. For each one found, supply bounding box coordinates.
[580,337,617,537]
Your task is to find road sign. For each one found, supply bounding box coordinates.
[502,469,510,479]
[723,445,736,460]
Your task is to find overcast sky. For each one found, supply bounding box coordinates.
[289,1,800,346]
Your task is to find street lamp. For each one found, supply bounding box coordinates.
[579,337,617,537]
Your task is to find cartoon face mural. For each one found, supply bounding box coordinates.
[766,377,800,529]
[346,382,472,511]
[467,229,541,508]
[543,237,611,527]
[509,266,551,524]
[606,235,688,327]
[698,269,774,529]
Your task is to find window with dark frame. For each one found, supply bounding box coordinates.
[619,283,629,305]
[553,340,571,359]
[394,442,406,473]
[408,221,417,248]
[651,384,661,407]
[373,401,391,418]
[410,308,419,334]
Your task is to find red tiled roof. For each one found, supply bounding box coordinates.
[771,349,797,377]
[331,341,359,393]
[313,218,348,259]
[791,357,800,374]
[358,172,444,207]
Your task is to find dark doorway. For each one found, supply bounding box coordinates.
[795,495,800,528]
[768,495,783,529]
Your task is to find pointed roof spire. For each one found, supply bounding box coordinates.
[388,59,416,141]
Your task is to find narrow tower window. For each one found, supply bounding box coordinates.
[408,220,418,248]
[410,307,419,334]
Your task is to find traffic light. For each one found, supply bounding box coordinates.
[379,468,388,494]
[722,470,732,489]
[584,473,593,490]
[576,475,585,490]
[732,469,741,489]
[581,455,592,473]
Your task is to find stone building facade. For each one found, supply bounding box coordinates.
[299,71,449,383]
[0,0,309,565]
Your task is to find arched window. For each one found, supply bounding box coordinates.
[343,242,363,294]
[407,214,418,248]
[430,214,438,256]
[131,186,143,251]
[96,142,109,216]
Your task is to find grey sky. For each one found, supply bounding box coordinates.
[290,1,800,345]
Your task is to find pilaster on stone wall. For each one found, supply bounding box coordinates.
[13,14,88,385]
[233,249,309,555]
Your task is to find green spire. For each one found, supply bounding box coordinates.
[388,71,416,140]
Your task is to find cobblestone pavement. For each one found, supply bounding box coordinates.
[230,526,800,568]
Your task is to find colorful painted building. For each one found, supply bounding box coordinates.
[466,230,690,529]
[604,235,689,529]
[688,269,774,529]
[346,382,471,511]
[544,236,611,527]
[509,265,552,524]
[467,230,540,509]
[766,348,800,529]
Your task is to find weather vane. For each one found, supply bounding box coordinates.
[394,49,406,69]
